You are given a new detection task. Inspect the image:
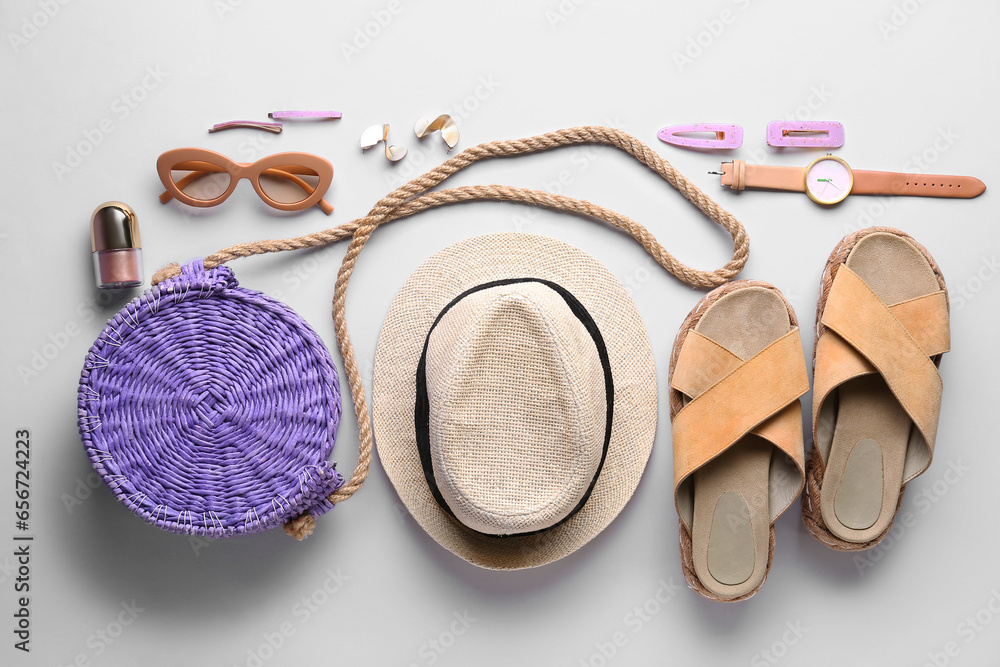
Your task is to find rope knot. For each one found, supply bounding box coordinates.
[283,512,316,541]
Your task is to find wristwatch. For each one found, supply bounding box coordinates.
[716,155,986,205]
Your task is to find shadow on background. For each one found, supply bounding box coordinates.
[56,449,339,618]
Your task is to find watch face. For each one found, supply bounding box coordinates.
[804,156,853,205]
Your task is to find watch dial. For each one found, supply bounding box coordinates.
[805,157,852,204]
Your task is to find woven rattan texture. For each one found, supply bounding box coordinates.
[77,261,344,537]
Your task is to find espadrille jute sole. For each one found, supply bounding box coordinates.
[669,280,802,602]
[801,227,948,552]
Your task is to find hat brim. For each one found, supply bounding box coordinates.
[372,233,657,570]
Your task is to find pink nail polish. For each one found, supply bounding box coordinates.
[91,202,143,289]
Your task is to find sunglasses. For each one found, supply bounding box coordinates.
[157,148,334,215]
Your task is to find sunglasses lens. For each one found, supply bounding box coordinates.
[259,165,321,205]
[170,162,232,201]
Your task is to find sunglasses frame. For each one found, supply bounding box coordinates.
[157,148,334,214]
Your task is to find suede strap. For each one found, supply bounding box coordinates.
[669,331,742,400]
[672,329,809,490]
[816,265,947,452]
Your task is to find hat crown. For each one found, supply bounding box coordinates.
[425,282,608,536]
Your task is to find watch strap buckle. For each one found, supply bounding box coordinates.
[717,160,747,190]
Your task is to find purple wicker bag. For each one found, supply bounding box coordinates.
[77,260,344,537]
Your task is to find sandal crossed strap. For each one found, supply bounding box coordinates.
[805,229,950,550]
[670,282,807,601]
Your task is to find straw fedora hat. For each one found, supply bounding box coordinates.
[372,233,657,570]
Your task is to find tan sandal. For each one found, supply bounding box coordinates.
[802,227,950,551]
[669,280,808,601]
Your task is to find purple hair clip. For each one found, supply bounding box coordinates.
[766,120,844,148]
[658,123,743,149]
[268,110,343,120]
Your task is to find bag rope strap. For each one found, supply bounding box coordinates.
[151,125,750,539]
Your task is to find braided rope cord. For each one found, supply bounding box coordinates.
[152,126,750,539]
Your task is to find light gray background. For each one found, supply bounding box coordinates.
[2,1,999,665]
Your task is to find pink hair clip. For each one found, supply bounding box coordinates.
[208,120,283,134]
[657,123,743,149]
[766,120,844,148]
[268,110,342,120]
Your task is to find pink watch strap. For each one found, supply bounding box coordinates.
[719,160,986,198]
[852,170,985,198]
[720,160,805,192]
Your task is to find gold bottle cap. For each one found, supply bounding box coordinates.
[91,201,141,252]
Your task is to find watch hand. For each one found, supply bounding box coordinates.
[817,178,842,191]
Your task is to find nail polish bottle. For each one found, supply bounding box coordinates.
[91,201,143,289]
